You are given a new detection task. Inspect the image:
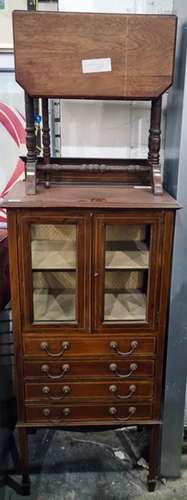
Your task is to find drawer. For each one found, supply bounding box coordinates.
[25,402,153,425]
[25,380,154,402]
[24,359,155,380]
[23,336,156,359]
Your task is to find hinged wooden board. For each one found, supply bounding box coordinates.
[13,11,177,99]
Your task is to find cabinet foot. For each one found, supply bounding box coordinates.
[147,424,160,492]
[21,476,31,496]
[147,479,156,492]
[17,427,30,493]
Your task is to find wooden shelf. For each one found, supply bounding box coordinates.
[104,292,146,321]
[33,289,75,322]
[105,242,149,270]
[32,240,76,270]
[32,268,76,272]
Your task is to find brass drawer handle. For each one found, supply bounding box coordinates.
[40,341,70,357]
[109,384,136,399]
[42,407,70,422]
[109,406,136,421]
[109,362,137,378]
[110,340,138,357]
[41,363,70,379]
[42,385,70,401]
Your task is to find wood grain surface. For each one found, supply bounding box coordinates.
[23,359,155,379]
[23,336,156,358]
[13,12,177,98]
[24,380,154,402]
[2,181,179,209]
[6,192,177,491]
[25,402,153,424]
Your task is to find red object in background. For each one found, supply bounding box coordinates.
[0,230,10,311]
[0,102,25,224]
[0,102,25,305]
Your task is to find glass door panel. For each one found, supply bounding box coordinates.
[104,224,150,322]
[31,224,77,323]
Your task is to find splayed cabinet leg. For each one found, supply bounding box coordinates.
[17,427,30,495]
[147,425,160,492]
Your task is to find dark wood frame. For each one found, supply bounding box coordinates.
[17,209,166,335]
[5,204,175,493]
[93,210,163,333]
[23,95,163,195]
[17,210,91,333]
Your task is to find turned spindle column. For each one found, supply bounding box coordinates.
[25,92,37,195]
[148,97,163,195]
[42,98,51,187]
[42,98,51,164]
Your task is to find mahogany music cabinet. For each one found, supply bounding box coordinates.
[2,11,179,493]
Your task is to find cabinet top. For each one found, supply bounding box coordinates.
[2,181,179,209]
[13,11,177,99]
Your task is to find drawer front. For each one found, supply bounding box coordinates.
[25,380,154,402]
[25,402,153,424]
[23,336,156,359]
[24,359,155,380]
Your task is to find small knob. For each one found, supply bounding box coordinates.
[40,341,48,351]
[131,341,138,349]
[129,384,136,393]
[110,341,118,349]
[130,363,137,371]
[41,364,49,373]
[109,384,117,393]
[109,406,117,416]
[62,364,70,372]
[129,406,136,415]
[62,341,70,350]
[62,385,70,394]
[42,408,50,417]
[42,385,50,394]
[94,272,99,278]
[63,407,70,416]
[109,363,117,372]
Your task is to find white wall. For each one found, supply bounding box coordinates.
[59,0,173,160]
[0,0,27,49]
[59,0,173,14]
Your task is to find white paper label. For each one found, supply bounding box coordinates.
[82,58,112,74]
[8,199,21,202]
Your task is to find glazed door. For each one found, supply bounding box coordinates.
[18,211,90,333]
[93,211,163,332]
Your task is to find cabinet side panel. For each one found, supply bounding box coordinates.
[7,210,25,423]
[153,210,175,418]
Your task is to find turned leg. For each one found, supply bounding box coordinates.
[147,425,160,492]
[17,427,30,495]
[148,97,163,195]
[25,92,37,195]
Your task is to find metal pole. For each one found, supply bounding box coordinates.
[160,6,187,476]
